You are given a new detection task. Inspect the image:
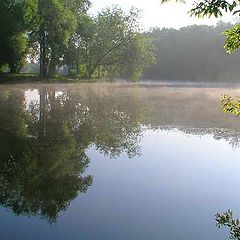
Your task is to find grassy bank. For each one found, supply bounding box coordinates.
[0,73,102,84]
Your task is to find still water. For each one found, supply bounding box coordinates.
[1,83,240,240]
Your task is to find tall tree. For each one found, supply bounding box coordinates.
[38,0,75,77]
[118,33,156,80]
[28,0,90,78]
[0,0,35,72]
[64,14,94,75]
[65,6,155,80]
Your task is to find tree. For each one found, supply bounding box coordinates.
[161,0,240,53]
[5,33,28,73]
[222,94,240,116]
[88,7,141,79]
[215,210,240,240]
[0,0,90,77]
[143,24,240,81]
[65,6,155,80]
[161,0,240,112]
[64,14,94,75]
[0,0,34,72]
[118,33,156,80]
[37,0,76,78]
[26,0,91,78]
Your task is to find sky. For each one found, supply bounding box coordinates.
[90,0,237,30]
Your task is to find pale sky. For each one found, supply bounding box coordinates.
[90,0,237,30]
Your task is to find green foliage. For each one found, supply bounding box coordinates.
[0,65,9,73]
[221,94,240,116]
[64,14,94,75]
[224,25,240,53]
[37,0,81,77]
[161,0,239,18]
[0,0,33,72]
[144,24,240,81]
[119,34,156,81]
[0,0,89,77]
[86,6,141,79]
[215,210,240,239]
[1,1,154,80]
[161,0,240,54]
[42,0,77,45]
[188,0,238,18]
[64,6,154,80]
[6,33,28,73]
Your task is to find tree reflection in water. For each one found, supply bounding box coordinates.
[1,85,240,225]
[0,87,144,222]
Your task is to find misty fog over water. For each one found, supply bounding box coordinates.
[0,83,240,239]
[138,80,240,88]
[4,0,240,238]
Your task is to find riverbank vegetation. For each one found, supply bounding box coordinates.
[3,0,240,83]
[144,23,240,82]
[1,1,155,81]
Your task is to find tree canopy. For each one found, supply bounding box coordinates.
[64,6,155,80]
[143,23,240,81]
[0,1,154,80]
[161,0,240,54]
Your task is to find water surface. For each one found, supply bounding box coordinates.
[1,83,240,240]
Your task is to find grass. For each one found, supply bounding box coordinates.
[0,73,106,84]
[0,73,40,84]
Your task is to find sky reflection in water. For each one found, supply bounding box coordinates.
[1,83,240,240]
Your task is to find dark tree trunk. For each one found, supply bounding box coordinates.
[86,64,94,79]
[76,63,80,75]
[48,45,59,77]
[88,71,93,79]
[48,57,56,77]
[9,65,20,74]
[97,66,101,79]
[39,0,48,79]
[39,28,48,79]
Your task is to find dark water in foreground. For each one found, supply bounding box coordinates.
[1,83,240,240]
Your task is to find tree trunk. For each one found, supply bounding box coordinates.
[9,65,20,74]
[39,0,48,79]
[39,28,47,79]
[48,57,56,77]
[97,66,101,79]
[48,45,59,77]
[76,63,80,75]
[87,70,94,79]
[86,64,94,79]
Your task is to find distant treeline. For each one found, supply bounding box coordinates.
[143,22,240,81]
[2,0,240,82]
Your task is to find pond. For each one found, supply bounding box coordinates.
[1,83,240,240]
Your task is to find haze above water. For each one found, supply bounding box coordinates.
[1,83,240,240]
